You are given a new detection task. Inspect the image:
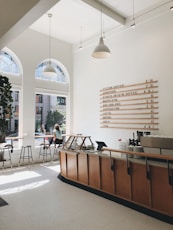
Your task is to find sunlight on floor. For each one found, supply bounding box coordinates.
[0,171,41,185]
[0,179,49,195]
[42,162,60,173]
[0,162,60,196]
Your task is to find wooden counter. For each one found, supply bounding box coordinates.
[59,149,173,224]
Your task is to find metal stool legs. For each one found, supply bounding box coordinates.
[39,144,52,162]
[19,145,33,166]
[53,144,62,160]
[0,144,13,169]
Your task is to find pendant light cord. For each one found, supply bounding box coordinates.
[48,13,52,64]
[80,26,83,49]
[101,0,103,37]
[132,0,135,21]
[43,13,56,75]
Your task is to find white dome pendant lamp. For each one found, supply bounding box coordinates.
[92,0,110,58]
[43,13,56,77]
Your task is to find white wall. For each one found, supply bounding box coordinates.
[73,11,173,149]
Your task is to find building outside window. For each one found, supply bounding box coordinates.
[14,91,19,102]
[36,94,43,103]
[35,94,66,145]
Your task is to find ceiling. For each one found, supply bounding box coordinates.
[30,0,171,45]
[0,0,172,49]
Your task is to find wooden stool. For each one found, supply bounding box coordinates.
[19,145,33,166]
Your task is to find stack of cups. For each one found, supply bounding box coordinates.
[127,146,134,158]
[133,146,144,159]
[119,141,128,158]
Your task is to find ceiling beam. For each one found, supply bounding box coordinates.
[81,0,125,25]
[0,0,41,39]
[0,0,61,50]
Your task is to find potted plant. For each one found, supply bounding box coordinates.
[0,75,13,143]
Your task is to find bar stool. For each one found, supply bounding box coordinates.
[19,145,33,166]
[53,141,63,160]
[0,144,13,169]
[39,143,52,162]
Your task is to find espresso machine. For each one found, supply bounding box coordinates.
[129,131,151,146]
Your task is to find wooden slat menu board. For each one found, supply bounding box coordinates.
[100,79,159,130]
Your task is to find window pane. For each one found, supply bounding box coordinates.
[6,90,20,148]
[35,94,66,146]
[35,61,66,82]
[0,51,20,75]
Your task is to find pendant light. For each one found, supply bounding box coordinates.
[170,0,173,10]
[92,0,110,58]
[131,0,136,28]
[170,3,173,11]
[43,13,56,76]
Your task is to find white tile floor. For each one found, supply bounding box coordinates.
[0,162,172,230]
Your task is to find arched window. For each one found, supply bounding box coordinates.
[35,59,70,146]
[0,48,21,75]
[35,59,67,83]
[0,47,22,148]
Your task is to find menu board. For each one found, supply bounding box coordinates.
[100,79,159,130]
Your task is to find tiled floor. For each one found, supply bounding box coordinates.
[0,162,172,230]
